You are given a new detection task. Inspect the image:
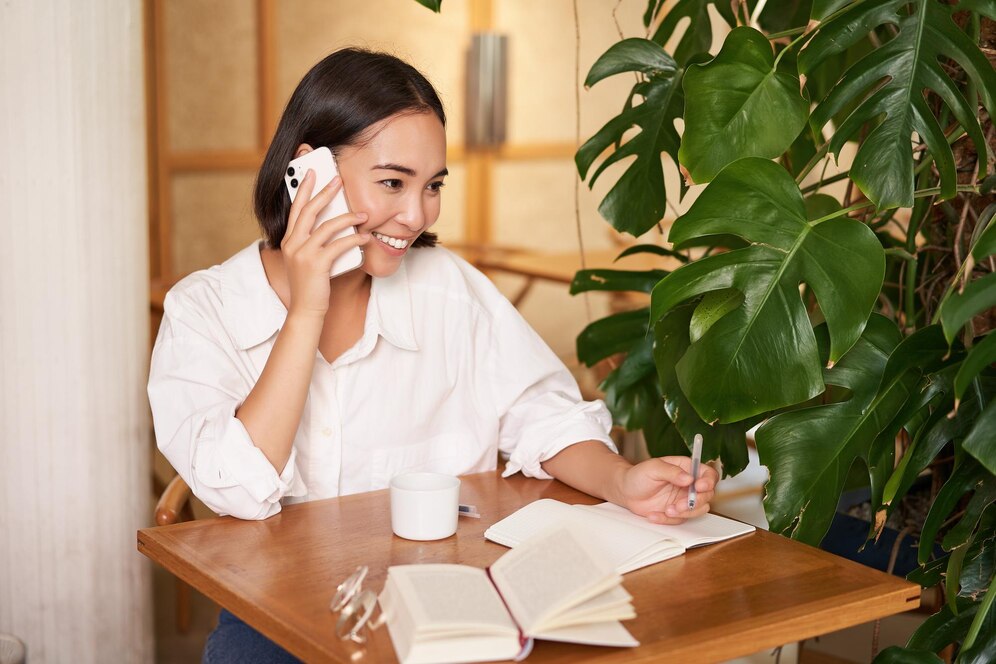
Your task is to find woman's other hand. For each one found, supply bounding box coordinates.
[618,456,719,525]
[281,170,371,318]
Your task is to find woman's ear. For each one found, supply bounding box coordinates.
[294,143,314,158]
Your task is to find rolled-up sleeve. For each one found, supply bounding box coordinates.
[483,304,617,480]
[148,295,306,520]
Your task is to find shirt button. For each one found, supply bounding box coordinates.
[321,427,333,437]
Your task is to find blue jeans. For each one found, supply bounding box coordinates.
[202,609,301,664]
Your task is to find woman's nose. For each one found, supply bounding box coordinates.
[396,195,425,230]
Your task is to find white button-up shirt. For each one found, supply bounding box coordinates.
[148,242,615,519]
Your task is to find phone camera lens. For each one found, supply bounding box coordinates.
[290,178,298,188]
[287,167,295,177]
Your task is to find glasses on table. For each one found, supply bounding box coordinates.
[330,565,385,644]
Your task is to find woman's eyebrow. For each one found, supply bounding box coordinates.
[372,164,449,179]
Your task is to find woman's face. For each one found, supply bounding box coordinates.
[296,111,447,279]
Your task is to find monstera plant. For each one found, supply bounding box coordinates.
[420,0,996,660]
[574,2,996,661]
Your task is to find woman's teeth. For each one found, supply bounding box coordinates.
[372,232,409,250]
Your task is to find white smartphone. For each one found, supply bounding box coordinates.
[284,146,364,278]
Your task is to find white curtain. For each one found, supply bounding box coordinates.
[0,1,154,661]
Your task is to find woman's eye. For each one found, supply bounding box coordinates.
[427,181,445,193]
[380,179,403,190]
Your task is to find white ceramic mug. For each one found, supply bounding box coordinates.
[389,472,460,541]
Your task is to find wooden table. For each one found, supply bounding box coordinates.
[138,471,920,663]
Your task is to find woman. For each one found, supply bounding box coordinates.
[149,48,717,661]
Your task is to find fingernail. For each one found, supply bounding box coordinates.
[666,506,678,516]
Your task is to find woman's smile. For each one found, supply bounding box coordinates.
[370,230,413,255]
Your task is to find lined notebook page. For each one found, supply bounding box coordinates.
[484,499,674,573]
[577,502,756,547]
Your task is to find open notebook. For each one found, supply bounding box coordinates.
[484,499,756,575]
[378,525,638,664]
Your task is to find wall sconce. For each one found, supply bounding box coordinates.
[466,32,508,148]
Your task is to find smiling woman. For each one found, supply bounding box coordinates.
[147,47,718,663]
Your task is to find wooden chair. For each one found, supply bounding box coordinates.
[155,474,195,632]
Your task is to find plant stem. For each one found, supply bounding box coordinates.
[767,26,806,40]
[810,200,876,225]
[885,248,916,261]
[808,185,977,227]
[962,572,996,651]
[800,171,850,194]
[795,140,832,184]
[773,28,814,68]
[966,16,980,149]
[903,165,939,329]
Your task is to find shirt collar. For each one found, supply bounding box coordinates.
[219,241,418,352]
[368,258,419,352]
[220,242,288,350]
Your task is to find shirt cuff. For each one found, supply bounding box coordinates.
[502,403,617,481]
[192,403,308,514]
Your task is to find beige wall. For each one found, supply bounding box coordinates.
[157,1,719,359]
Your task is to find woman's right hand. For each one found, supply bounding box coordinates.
[280,169,371,318]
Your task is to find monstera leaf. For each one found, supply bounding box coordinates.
[576,308,649,366]
[882,374,994,521]
[576,39,682,237]
[756,315,913,545]
[920,456,996,563]
[909,519,996,598]
[799,0,996,209]
[965,399,996,476]
[645,0,740,65]
[680,27,809,183]
[599,335,660,431]
[940,272,996,343]
[653,303,752,477]
[811,0,853,21]
[651,158,885,423]
[872,649,944,664]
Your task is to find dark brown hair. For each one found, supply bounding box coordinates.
[253,48,445,248]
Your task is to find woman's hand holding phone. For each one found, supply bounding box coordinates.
[281,169,371,319]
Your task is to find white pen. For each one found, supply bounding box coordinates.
[688,434,703,510]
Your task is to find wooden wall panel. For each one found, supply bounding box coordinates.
[274,0,470,151]
[171,171,259,276]
[164,0,258,151]
[495,0,646,143]
[492,160,616,252]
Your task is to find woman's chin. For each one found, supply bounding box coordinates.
[360,254,404,279]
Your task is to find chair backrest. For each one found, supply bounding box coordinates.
[155,474,192,526]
